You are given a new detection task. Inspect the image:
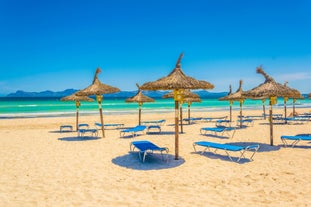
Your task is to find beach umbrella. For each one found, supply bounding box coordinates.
[309,93,311,98]
[140,53,214,160]
[76,68,120,137]
[125,83,155,125]
[184,96,201,125]
[219,80,246,128]
[219,85,233,122]
[283,82,303,121]
[243,66,300,145]
[163,90,201,128]
[61,93,94,131]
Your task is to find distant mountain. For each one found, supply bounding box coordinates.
[6,89,228,99]
[6,89,78,97]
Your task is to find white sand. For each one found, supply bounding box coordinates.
[1,108,311,207]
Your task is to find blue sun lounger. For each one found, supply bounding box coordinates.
[120,125,147,137]
[237,119,254,127]
[130,140,169,162]
[95,122,124,129]
[280,135,311,147]
[193,141,260,162]
[200,126,236,138]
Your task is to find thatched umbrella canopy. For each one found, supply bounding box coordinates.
[125,83,155,125]
[140,53,214,160]
[309,93,311,98]
[243,66,300,145]
[219,80,246,127]
[163,90,201,127]
[61,93,94,131]
[76,68,120,137]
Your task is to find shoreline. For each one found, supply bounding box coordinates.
[1,104,310,119]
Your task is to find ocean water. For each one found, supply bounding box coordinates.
[0,97,310,119]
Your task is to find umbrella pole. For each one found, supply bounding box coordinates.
[96,95,105,138]
[263,105,266,120]
[284,100,287,124]
[138,104,142,125]
[229,104,232,123]
[175,100,179,160]
[293,99,296,117]
[188,102,190,125]
[239,101,243,128]
[269,103,274,146]
[76,107,79,131]
[180,102,183,133]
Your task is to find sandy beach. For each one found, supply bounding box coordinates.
[1,108,311,207]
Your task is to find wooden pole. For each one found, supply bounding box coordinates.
[175,100,179,160]
[188,102,191,125]
[75,101,80,131]
[96,95,105,138]
[180,102,183,133]
[269,101,273,146]
[284,99,287,124]
[138,103,142,125]
[229,101,232,122]
[239,100,243,128]
[76,107,79,131]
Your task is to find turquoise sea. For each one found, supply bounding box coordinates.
[0,97,310,119]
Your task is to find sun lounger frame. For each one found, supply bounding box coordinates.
[95,122,124,129]
[200,127,236,138]
[120,125,147,138]
[130,140,169,162]
[60,125,73,132]
[193,141,259,162]
[78,128,98,137]
[280,135,311,147]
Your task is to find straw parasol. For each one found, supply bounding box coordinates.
[283,81,304,121]
[140,53,214,160]
[243,66,301,145]
[219,80,246,128]
[309,93,311,98]
[61,93,94,131]
[163,90,201,128]
[76,68,120,137]
[125,83,155,125]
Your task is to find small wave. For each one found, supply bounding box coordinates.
[17,104,38,107]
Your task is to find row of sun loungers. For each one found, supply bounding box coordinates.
[130,140,260,163]
[131,133,311,163]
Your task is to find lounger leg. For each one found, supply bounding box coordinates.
[225,151,234,162]
[142,152,147,162]
[237,150,247,162]
[281,138,288,147]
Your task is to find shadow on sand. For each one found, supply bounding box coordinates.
[58,136,101,141]
[200,134,229,139]
[112,152,185,170]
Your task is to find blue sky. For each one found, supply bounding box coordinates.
[0,0,310,96]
